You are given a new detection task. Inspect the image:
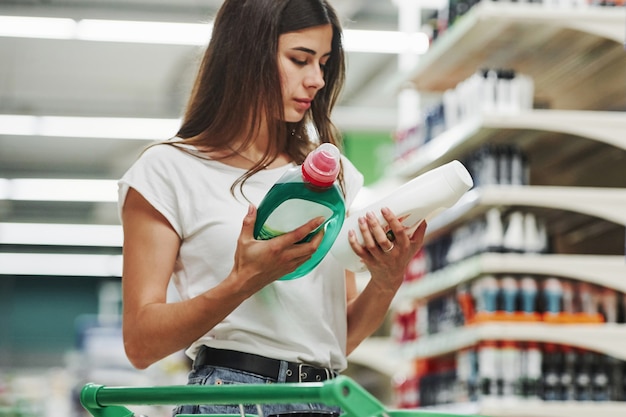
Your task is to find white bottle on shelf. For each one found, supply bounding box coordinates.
[330,160,474,272]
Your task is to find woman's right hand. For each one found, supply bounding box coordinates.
[228,205,325,294]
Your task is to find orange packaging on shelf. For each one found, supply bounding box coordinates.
[469,310,541,324]
[542,312,605,324]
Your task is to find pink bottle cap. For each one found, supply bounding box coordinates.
[302,143,340,187]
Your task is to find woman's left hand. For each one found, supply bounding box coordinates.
[347,207,427,292]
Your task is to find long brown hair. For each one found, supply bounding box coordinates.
[174,0,346,196]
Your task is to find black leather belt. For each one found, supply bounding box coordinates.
[194,346,337,383]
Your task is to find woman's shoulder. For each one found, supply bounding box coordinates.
[139,141,190,160]
[132,141,209,172]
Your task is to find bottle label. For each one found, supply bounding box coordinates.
[257,199,333,240]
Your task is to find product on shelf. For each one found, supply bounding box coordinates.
[402,275,622,335]
[397,342,626,408]
[392,68,534,164]
[427,208,548,269]
[391,3,626,414]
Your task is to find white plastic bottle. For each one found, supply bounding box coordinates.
[330,160,473,272]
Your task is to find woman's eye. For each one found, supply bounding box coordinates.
[291,58,307,66]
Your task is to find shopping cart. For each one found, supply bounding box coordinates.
[80,375,482,417]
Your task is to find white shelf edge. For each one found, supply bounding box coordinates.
[427,185,626,233]
[483,110,626,152]
[389,110,626,179]
[479,185,626,225]
[347,336,402,378]
[423,399,626,417]
[402,322,626,361]
[400,2,625,90]
[477,1,625,43]
[391,117,483,177]
[397,253,626,302]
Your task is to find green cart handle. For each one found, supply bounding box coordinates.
[80,375,480,417]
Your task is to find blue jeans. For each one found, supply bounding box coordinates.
[172,365,342,416]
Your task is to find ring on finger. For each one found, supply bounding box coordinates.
[382,242,395,253]
[386,230,396,242]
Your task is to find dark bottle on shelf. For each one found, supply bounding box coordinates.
[575,349,594,401]
[591,353,610,402]
[560,346,577,401]
[541,343,562,401]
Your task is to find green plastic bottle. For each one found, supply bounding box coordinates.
[254,143,346,280]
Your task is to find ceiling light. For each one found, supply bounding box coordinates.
[0,223,122,246]
[0,15,429,54]
[76,19,212,45]
[0,115,180,140]
[0,253,122,276]
[0,178,118,202]
[0,16,76,39]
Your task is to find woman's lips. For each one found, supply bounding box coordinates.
[294,98,312,111]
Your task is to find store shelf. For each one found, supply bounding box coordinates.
[396,253,626,303]
[348,336,403,378]
[423,185,626,255]
[428,399,626,417]
[401,322,626,362]
[391,110,626,182]
[400,2,626,111]
[388,2,626,413]
[433,185,626,229]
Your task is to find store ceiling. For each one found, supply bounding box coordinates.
[0,0,422,227]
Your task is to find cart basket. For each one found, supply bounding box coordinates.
[80,375,484,417]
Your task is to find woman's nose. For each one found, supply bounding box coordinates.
[305,65,325,90]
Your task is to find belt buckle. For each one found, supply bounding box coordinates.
[298,364,330,382]
[298,363,306,382]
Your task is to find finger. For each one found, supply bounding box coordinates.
[240,205,257,238]
[348,229,370,259]
[358,215,378,252]
[365,211,389,243]
[279,216,325,245]
[281,227,325,266]
[410,220,428,244]
[380,207,408,244]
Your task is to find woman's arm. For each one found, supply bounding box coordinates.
[121,188,325,369]
[344,208,427,355]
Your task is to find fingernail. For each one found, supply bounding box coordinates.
[381,207,390,215]
[358,217,367,225]
[366,211,375,220]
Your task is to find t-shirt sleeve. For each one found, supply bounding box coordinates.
[117,145,184,238]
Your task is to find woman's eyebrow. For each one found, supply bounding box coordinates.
[291,46,332,57]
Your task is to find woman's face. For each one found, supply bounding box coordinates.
[277,24,333,122]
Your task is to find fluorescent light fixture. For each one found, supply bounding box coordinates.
[0,223,122,246]
[0,178,118,202]
[0,253,122,276]
[77,19,212,45]
[0,16,212,45]
[0,16,76,40]
[0,15,429,54]
[0,115,180,140]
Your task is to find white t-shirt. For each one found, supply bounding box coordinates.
[118,142,364,370]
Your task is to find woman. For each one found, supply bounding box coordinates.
[118,0,427,415]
